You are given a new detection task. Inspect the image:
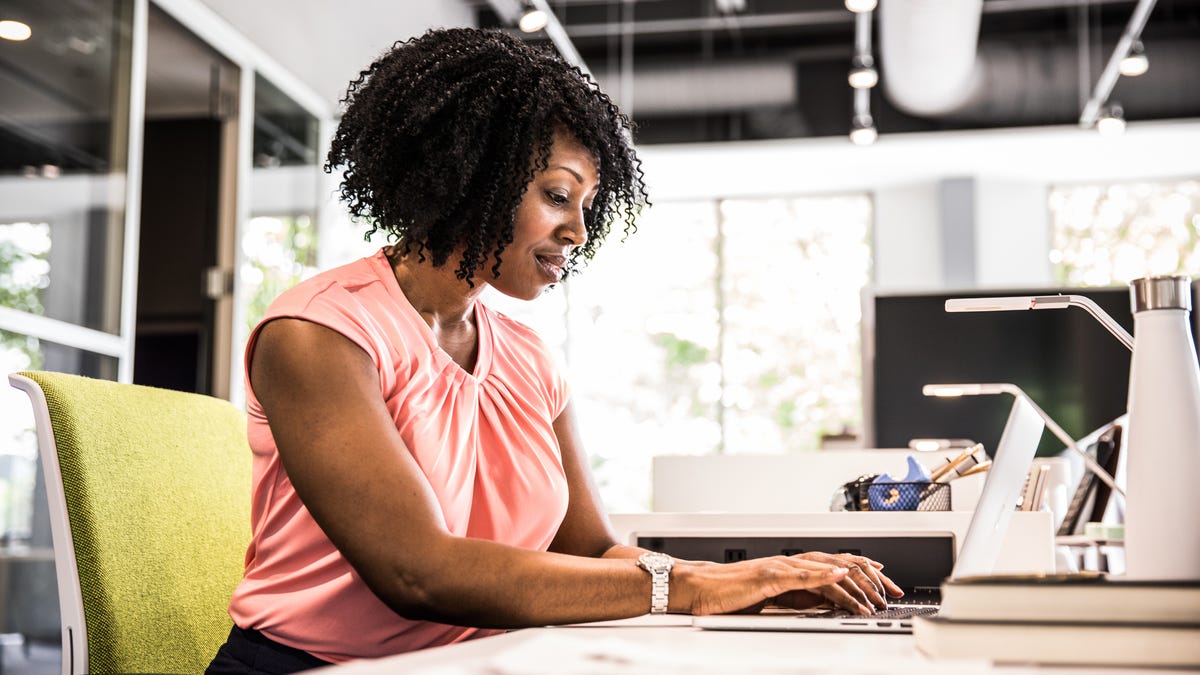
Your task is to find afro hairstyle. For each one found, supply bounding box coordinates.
[326,27,649,285]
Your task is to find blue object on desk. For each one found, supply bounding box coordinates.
[868,456,932,511]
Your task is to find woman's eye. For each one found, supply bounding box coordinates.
[546,191,568,206]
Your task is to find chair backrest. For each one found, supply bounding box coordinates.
[9,371,251,675]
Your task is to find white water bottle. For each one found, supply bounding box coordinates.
[1123,275,1200,580]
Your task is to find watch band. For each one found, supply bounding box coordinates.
[637,552,674,614]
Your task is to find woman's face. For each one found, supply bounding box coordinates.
[487,130,599,301]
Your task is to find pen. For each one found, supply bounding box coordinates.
[930,443,984,482]
[957,461,991,478]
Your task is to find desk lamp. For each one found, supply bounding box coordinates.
[944,294,1134,351]
[922,383,1125,500]
[944,281,1200,580]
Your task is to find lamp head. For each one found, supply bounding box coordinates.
[518,7,549,32]
[923,383,1015,398]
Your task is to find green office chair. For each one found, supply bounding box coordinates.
[9,371,252,675]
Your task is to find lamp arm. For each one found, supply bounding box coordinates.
[999,385,1127,500]
[1059,295,1135,351]
[949,293,1135,351]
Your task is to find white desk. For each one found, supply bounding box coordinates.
[318,616,1176,674]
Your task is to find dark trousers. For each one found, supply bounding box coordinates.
[206,625,333,675]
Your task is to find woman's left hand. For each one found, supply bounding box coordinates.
[769,551,905,615]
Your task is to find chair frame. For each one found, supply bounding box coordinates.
[11,373,91,675]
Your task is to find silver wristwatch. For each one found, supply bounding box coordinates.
[636,552,674,614]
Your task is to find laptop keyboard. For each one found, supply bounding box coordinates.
[867,605,939,620]
[814,604,939,620]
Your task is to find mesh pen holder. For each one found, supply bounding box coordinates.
[864,481,951,512]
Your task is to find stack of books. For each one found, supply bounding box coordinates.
[913,572,1200,668]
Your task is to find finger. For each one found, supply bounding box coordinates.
[778,561,849,593]
[819,581,873,615]
[837,574,877,611]
[771,589,823,610]
[848,555,906,599]
[852,560,890,608]
[848,555,905,598]
[836,556,887,609]
[848,570,888,609]
[795,553,895,607]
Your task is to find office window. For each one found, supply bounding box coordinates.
[1049,179,1200,285]
[486,195,873,511]
[0,222,50,319]
[719,197,872,456]
[0,0,129,336]
[1,0,131,555]
[238,215,319,339]
[564,201,723,510]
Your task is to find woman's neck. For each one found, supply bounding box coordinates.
[387,248,485,332]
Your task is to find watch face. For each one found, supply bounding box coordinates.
[639,552,672,573]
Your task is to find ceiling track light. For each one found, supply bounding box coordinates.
[845,0,878,13]
[518,6,549,33]
[0,19,32,41]
[1097,103,1126,136]
[847,8,876,145]
[1119,40,1149,77]
[1078,0,1155,129]
[848,55,878,89]
[488,0,591,77]
[850,114,877,146]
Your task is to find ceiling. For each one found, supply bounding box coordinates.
[470,0,1200,144]
[2,0,1198,176]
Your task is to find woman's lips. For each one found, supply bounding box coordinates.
[535,253,566,281]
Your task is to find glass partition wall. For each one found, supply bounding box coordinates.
[0,0,331,668]
[0,0,139,660]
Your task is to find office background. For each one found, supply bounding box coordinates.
[1,0,1198,670]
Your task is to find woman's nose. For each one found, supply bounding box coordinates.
[559,209,589,248]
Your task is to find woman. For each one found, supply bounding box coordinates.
[208,27,901,673]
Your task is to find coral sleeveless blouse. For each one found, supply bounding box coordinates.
[227,248,570,663]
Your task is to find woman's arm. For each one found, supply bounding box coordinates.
[250,318,878,628]
[545,397,904,611]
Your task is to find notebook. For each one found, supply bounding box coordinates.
[693,395,1047,634]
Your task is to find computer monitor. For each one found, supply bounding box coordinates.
[862,283,1200,454]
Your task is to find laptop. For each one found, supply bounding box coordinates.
[693,395,1046,634]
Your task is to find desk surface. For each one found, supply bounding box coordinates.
[319,616,1176,674]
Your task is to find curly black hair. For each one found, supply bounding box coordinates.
[325,27,648,285]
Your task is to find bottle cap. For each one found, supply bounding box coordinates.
[1130,275,1192,313]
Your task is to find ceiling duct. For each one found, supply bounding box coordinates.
[945,38,1200,124]
[594,60,797,116]
[879,0,986,117]
[879,0,1200,124]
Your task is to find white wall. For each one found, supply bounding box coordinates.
[638,120,1200,291]
[974,178,1054,287]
